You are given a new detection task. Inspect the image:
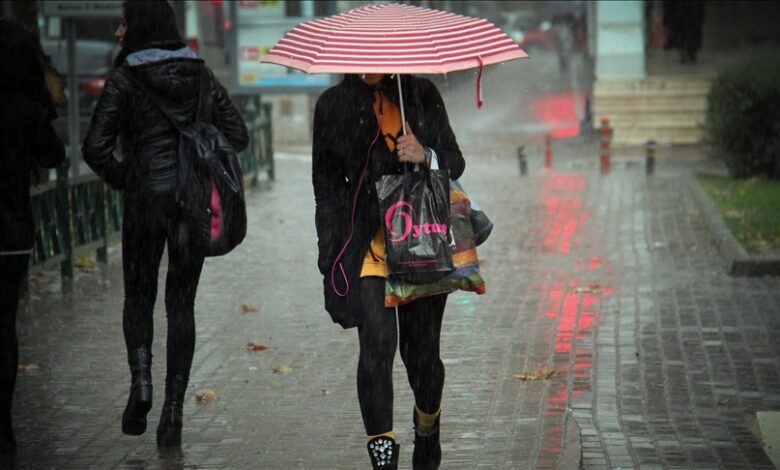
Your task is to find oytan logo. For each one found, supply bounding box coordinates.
[385,201,448,243]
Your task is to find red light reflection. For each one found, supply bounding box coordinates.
[531,91,587,140]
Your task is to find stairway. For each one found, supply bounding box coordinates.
[591,75,712,145]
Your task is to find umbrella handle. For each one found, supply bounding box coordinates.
[396,73,407,136]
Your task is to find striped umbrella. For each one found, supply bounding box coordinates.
[261,3,528,115]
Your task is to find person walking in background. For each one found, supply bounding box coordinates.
[0,18,66,454]
[312,73,465,469]
[82,0,247,447]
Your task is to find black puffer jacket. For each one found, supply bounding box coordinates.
[312,74,465,329]
[0,94,65,253]
[82,44,248,194]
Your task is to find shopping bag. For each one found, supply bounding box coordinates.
[452,180,493,247]
[375,169,454,284]
[385,180,486,307]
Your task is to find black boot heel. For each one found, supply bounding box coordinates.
[122,347,153,436]
[156,374,186,447]
[122,385,152,435]
[413,410,441,470]
[156,402,183,447]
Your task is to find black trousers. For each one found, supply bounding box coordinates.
[357,277,447,435]
[0,254,28,418]
[122,195,205,383]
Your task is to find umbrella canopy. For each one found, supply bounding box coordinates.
[261,3,528,75]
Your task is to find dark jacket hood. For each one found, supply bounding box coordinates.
[125,43,202,100]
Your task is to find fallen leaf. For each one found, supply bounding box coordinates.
[321,389,331,396]
[246,342,269,352]
[28,294,42,302]
[241,304,260,313]
[74,257,97,273]
[195,389,216,403]
[573,284,600,294]
[29,277,40,287]
[273,365,293,374]
[718,398,731,406]
[724,210,744,218]
[18,363,40,373]
[515,368,558,381]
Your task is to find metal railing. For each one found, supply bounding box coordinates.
[29,101,273,288]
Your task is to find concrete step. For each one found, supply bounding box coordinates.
[594,97,707,112]
[597,113,705,128]
[610,126,704,145]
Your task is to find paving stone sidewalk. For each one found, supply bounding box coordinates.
[2,142,779,470]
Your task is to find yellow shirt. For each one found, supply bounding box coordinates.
[360,91,402,278]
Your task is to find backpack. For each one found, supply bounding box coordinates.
[127,68,247,257]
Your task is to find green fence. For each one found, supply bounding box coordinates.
[29,101,273,289]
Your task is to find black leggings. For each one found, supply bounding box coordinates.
[357,277,447,435]
[122,195,205,381]
[0,255,28,416]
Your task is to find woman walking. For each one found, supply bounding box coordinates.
[312,73,465,469]
[0,18,66,453]
[82,0,247,447]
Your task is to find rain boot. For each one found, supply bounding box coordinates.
[412,409,441,470]
[156,373,187,447]
[122,347,153,436]
[367,435,399,469]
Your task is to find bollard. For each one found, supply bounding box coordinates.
[599,118,612,175]
[544,135,552,169]
[646,139,656,176]
[518,145,528,175]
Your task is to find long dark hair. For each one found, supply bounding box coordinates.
[0,18,50,108]
[114,0,183,67]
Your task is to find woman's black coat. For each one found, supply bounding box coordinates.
[0,94,65,253]
[82,43,248,194]
[312,74,465,329]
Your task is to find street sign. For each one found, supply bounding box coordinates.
[41,0,122,18]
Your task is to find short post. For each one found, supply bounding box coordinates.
[517,145,528,175]
[544,135,552,169]
[646,139,656,176]
[599,118,611,175]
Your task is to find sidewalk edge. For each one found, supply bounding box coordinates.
[685,176,780,277]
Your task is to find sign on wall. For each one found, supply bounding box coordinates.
[232,1,332,92]
[41,0,122,17]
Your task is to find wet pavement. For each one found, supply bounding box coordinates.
[3,136,780,470]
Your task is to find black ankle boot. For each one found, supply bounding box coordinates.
[412,410,441,470]
[156,374,187,447]
[122,347,153,436]
[0,411,15,454]
[367,435,399,469]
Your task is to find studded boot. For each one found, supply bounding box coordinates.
[156,373,187,447]
[122,347,153,435]
[412,410,441,470]
[367,435,399,469]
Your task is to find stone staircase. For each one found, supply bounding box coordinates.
[591,74,712,145]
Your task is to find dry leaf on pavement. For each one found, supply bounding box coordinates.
[195,389,216,403]
[321,389,331,396]
[573,284,600,294]
[515,368,558,381]
[273,365,293,374]
[241,304,260,313]
[18,363,40,373]
[246,342,269,352]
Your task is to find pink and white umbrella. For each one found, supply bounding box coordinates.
[261,3,528,116]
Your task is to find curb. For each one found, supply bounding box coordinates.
[685,176,780,277]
